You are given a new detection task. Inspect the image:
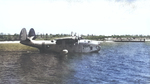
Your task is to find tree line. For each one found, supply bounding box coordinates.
[85,34,150,41]
[0,33,150,41]
[0,33,20,41]
[0,33,70,41]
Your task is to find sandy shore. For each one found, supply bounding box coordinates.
[0,41,20,44]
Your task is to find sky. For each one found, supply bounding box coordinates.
[0,0,150,35]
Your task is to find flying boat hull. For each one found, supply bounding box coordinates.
[20,28,101,54]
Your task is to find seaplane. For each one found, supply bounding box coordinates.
[19,28,101,54]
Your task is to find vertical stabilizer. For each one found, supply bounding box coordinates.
[19,28,27,41]
[28,28,36,40]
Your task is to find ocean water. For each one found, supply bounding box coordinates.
[0,42,150,84]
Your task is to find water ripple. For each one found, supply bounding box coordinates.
[0,42,150,84]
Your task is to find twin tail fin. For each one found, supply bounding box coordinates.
[19,28,36,41]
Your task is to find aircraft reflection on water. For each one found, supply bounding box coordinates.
[20,28,101,54]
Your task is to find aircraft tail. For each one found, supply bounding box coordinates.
[28,28,36,40]
[19,28,27,41]
[20,28,36,42]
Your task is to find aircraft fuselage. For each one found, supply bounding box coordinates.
[19,28,101,54]
[20,39,101,53]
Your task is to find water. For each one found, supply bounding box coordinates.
[0,42,150,84]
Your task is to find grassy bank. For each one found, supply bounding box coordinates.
[0,43,39,51]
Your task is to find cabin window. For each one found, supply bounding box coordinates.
[90,46,93,50]
[46,45,50,48]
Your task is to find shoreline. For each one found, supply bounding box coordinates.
[0,41,149,52]
[0,41,20,44]
[0,43,38,51]
[0,40,149,44]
